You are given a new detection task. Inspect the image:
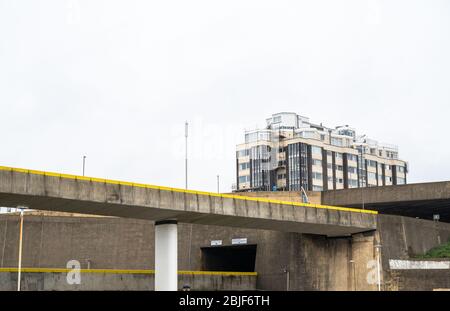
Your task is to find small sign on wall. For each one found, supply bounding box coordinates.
[232,238,248,245]
[210,240,222,246]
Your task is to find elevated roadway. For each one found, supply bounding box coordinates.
[322,182,450,222]
[0,166,377,290]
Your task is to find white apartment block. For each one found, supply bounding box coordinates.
[235,112,408,192]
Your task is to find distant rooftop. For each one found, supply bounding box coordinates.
[251,112,399,151]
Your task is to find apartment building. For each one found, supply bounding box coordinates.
[235,112,408,192]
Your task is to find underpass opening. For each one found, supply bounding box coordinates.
[201,244,257,272]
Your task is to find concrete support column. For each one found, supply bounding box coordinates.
[155,220,178,291]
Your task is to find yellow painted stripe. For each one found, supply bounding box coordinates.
[0,166,377,215]
[178,270,257,276]
[0,267,152,274]
[0,268,257,276]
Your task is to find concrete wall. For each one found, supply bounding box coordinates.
[0,213,377,291]
[384,270,450,291]
[290,232,378,291]
[0,271,256,291]
[377,215,450,264]
[0,214,153,270]
[2,212,450,291]
[378,215,450,291]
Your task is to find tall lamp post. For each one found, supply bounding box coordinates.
[375,244,382,291]
[217,175,220,193]
[185,121,193,276]
[359,147,365,210]
[82,155,87,177]
[17,207,25,291]
[185,122,188,190]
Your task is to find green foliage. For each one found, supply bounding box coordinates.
[416,240,450,259]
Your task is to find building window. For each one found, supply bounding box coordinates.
[386,151,398,159]
[313,185,323,191]
[312,159,322,166]
[288,143,309,191]
[239,162,249,170]
[239,176,249,183]
[301,131,316,139]
[331,138,343,146]
[347,154,357,161]
[312,172,323,180]
[311,146,322,154]
[367,160,377,167]
[349,179,358,187]
[237,149,249,157]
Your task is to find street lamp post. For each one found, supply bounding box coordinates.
[185,121,193,278]
[217,175,220,193]
[375,244,382,291]
[17,208,25,291]
[185,122,188,190]
[349,259,356,291]
[82,155,86,177]
[359,148,365,210]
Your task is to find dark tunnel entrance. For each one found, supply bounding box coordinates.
[201,244,257,272]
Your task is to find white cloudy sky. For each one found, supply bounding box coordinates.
[1,0,449,192]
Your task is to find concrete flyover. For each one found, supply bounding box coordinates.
[0,166,377,290]
[322,181,450,222]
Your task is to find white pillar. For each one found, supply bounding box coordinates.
[155,220,178,291]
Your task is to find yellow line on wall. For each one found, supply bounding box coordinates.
[178,270,257,276]
[0,267,257,276]
[0,165,377,215]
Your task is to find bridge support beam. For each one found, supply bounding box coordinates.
[155,220,178,291]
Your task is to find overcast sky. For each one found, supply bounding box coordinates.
[1,0,449,192]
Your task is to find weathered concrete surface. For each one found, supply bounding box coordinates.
[231,191,322,204]
[323,182,450,205]
[0,271,256,291]
[0,213,378,291]
[2,211,450,290]
[322,182,450,222]
[377,215,450,291]
[0,167,376,236]
[377,214,450,265]
[384,270,450,291]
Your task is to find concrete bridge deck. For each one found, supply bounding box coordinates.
[322,181,450,222]
[0,166,377,237]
